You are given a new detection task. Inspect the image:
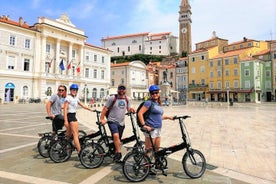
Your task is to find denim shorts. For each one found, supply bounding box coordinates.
[107,121,125,139]
[143,128,161,138]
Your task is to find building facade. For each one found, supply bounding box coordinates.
[0,15,111,104]
[101,32,178,57]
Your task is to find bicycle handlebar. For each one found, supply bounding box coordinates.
[173,115,191,120]
[125,111,135,116]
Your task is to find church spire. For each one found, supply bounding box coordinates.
[179,0,192,55]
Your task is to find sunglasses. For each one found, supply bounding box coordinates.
[118,87,126,90]
[58,89,65,92]
[151,91,159,95]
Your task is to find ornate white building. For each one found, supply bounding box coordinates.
[101,32,178,57]
[0,14,112,103]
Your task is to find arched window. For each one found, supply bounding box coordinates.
[23,86,28,97]
[100,88,105,98]
[46,87,52,96]
[92,88,97,99]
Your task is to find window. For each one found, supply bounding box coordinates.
[72,50,76,58]
[200,66,205,72]
[139,45,142,51]
[234,69,238,76]
[128,46,130,52]
[92,88,97,99]
[225,69,230,76]
[192,57,195,62]
[225,59,229,65]
[10,35,15,46]
[234,80,239,88]
[102,56,105,64]
[245,80,250,88]
[72,66,75,76]
[121,79,124,84]
[101,70,104,79]
[266,70,271,77]
[117,47,120,53]
[233,58,238,64]
[150,47,152,50]
[248,43,252,47]
[225,81,230,88]
[201,55,205,60]
[94,55,97,62]
[210,82,214,89]
[93,69,97,78]
[23,86,28,97]
[217,82,221,89]
[100,88,105,98]
[85,68,89,78]
[132,40,137,43]
[112,42,116,46]
[8,56,15,70]
[46,44,50,53]
[86,55,89,61]
[210,71,214,78]
[245,69,250,76]
[217,70,221,77]
[201,79,205,85]
[23,58,30,71]
[217,60,221,66]
[210,61,213,67]
[25,39,30,49]
[111,79,115,86]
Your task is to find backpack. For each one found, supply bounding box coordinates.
[106,94,129,118]
[136,100,153,127]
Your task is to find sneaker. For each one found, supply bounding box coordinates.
[113,152,122,163]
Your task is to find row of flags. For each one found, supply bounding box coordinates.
[47,58,81,73]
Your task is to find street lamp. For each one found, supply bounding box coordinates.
[84,83,87,105]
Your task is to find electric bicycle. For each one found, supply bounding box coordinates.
[79,111,144,169]
[122,115,206,182]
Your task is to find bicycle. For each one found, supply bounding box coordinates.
[79,111,144,169]
[122,115,206,182]
[37,116,86,158]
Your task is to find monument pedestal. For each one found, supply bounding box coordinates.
[160,81,171,106]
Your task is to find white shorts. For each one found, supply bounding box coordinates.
[143,128,161,138]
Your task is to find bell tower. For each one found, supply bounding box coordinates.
[179,0,192,55]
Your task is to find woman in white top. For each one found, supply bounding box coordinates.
[63,84,94,156]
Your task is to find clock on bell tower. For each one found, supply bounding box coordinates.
[179,0,192,56]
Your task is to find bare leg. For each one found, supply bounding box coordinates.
[70,121,80,153]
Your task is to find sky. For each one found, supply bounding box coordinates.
[1,0,275,50]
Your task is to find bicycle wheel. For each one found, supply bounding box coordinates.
[49,139,73,163]
[37,135,52,158]
[79,142,105,168]
[123,152,151,182]
[182,149,206,178]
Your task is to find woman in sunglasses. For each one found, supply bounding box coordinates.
[137,85,174,174]
[46,85,67,135]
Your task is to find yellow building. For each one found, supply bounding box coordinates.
[188,35,228,101]
[207,38,269,102]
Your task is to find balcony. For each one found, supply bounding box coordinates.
[188,84,208,89]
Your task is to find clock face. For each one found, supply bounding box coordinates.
[181,27,187,33]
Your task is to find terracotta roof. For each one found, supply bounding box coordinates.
[111,62,130,67]
[0,16,34,30]
[84,43,111,52]
[196,37,228,45]
[228,38,255,45]
[212,48,251,59]
[149,32,171,36]
[102,32,150,41]
[253,49,270,56]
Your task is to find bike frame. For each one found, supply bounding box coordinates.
[145,115,192,158]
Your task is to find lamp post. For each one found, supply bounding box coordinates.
[227,87,229,105]
[84,83,87,105]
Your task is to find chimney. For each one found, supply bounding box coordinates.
[19,17,24,26]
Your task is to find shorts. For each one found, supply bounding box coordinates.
[67,113,77,123]
[52,114,64,132]
[143,128,161,138]
[107,121,125,140]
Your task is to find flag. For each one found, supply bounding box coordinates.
[76,62,81,73]
[59,59,65,70]
[67,60,72,70]
[48,58,55,68]
[5,89,10,102]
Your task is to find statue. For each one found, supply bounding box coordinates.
[163,69,168,82]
